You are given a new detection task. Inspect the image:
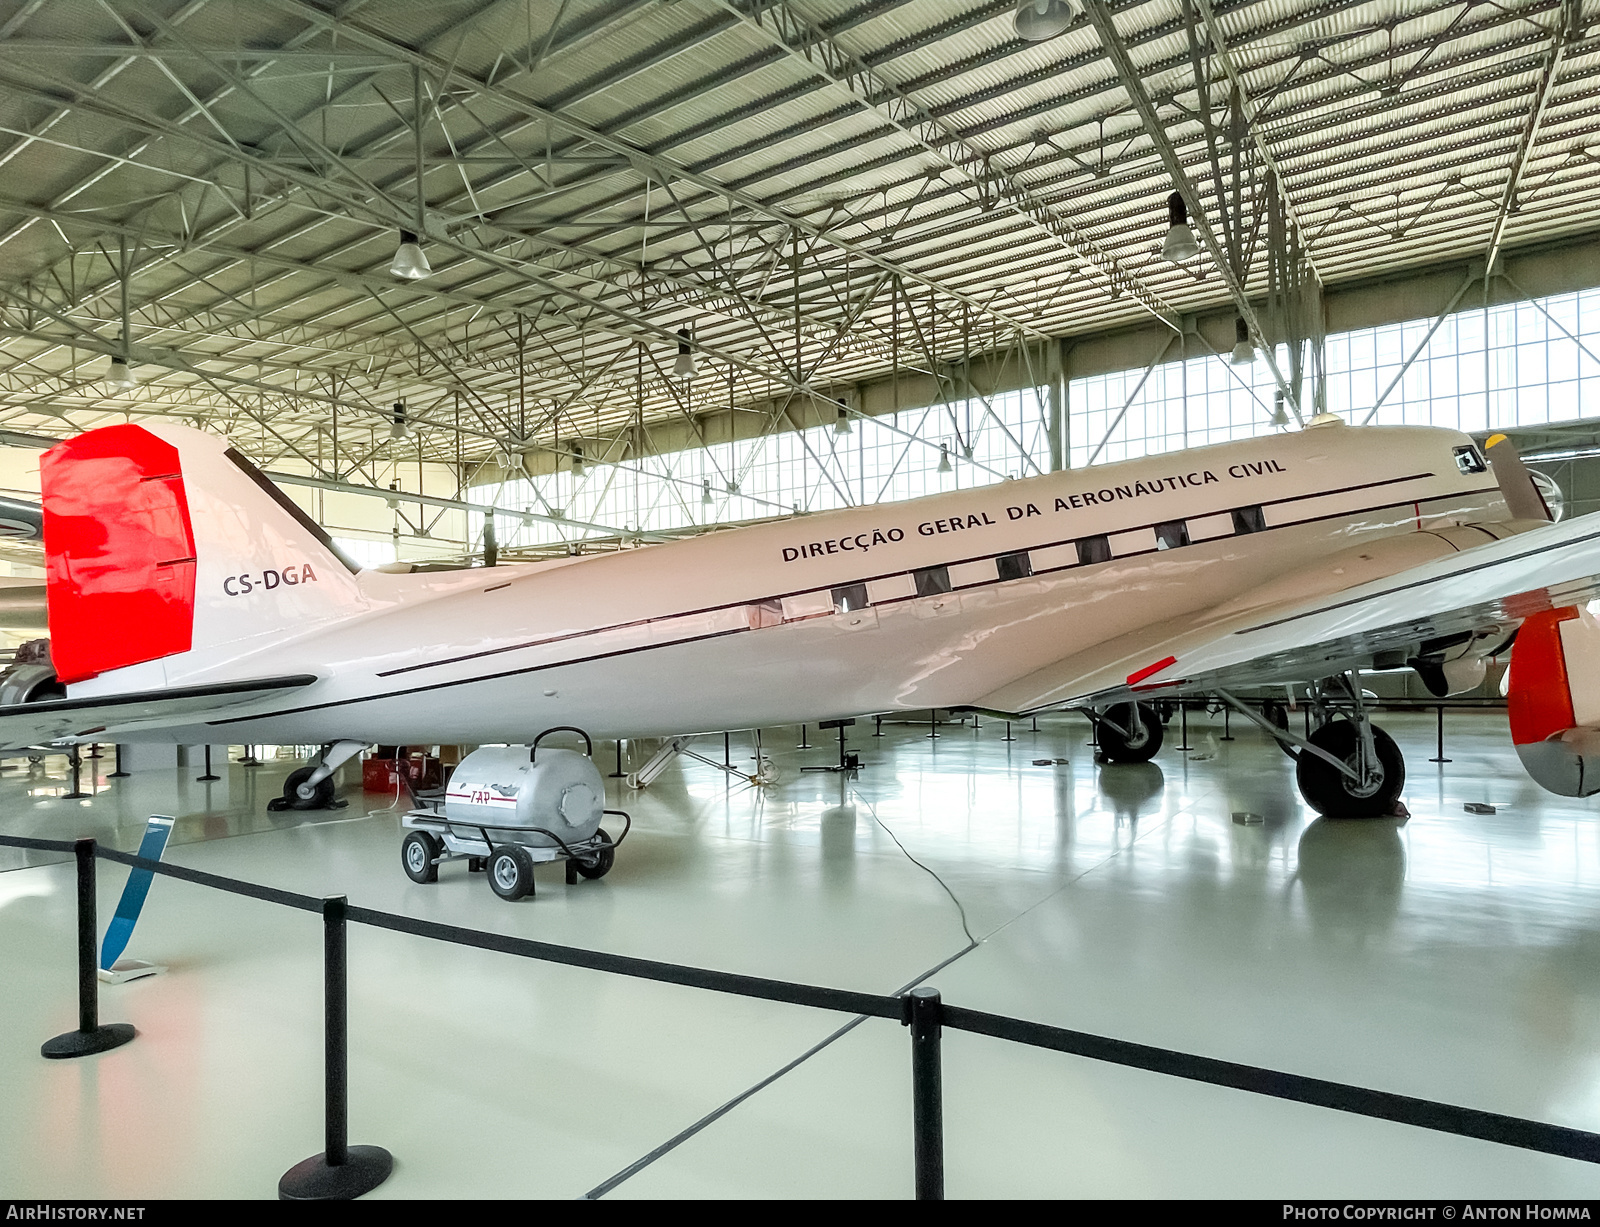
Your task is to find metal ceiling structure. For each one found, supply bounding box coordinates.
[0,0,1594,505]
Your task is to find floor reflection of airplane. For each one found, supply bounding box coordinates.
[5,415,1600,819]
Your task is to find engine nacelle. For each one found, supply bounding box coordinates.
[0,638,64,707]
[443,745,605,847]
[1508,607,1600,796]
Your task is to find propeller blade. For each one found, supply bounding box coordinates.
[1484,433,1552,521]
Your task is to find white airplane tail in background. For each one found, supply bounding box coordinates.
[41,422,366,688]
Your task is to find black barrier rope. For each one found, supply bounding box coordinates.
[940,1003,1600,1164]
[5,831,1600,1190]
[343,903,901,1020]
[95,845,323,913]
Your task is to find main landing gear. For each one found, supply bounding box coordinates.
[1219,677,1405,819]
[1094,701,1164,764]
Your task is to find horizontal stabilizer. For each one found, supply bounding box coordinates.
[0,674,317,749]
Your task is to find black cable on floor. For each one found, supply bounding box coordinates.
[579,941,979,1199]
[859,797,978,950]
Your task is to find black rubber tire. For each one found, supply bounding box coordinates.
[488,844,535,901]
[576,828,615,881]
[1296,720,1405,819]
[401,831,441,884]
[282,765,336,811]
[1098,702,1164,763]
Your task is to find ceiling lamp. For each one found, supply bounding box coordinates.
[1014,0,1082,41]
[105,355,137,389]
[834,404,852,435]
[384,480,401,509]
[702,479,714,506]
[389,402,409,439]
[1230,317,1255,366]
[389,230,431,280]
[1160,192,1200,263]
[937,443,952,474]
[1270,391,1290,426]
[571,443,585,478]
[672,328,697,379]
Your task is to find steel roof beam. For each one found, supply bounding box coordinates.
[258,0,1045,339]
[1083,0,1301,420]
[1485,0,1583,271]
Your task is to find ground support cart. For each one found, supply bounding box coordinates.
[400,800,631,901]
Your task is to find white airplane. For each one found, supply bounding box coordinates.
[5,414,1600,821]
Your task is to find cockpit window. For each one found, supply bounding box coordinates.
[1454,445,1487,474]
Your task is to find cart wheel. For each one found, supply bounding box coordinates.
[488,844,535,901]
[401,831,441,884]
[576,828,615,880]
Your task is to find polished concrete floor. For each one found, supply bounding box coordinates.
[3,708,1600,1199]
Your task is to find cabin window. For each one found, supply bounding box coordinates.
[996,552,1033,581]
[1231,505,1266,535]
[831,583,869,613]
[1155,521,1190,550]
[1454,444,1487,474]
[1076,535,1111,566]
[913,566,951,596]
[747,599,783,629]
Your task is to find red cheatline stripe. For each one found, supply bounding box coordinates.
[1126,656,1177,686]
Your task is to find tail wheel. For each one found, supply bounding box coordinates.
[1296,720,1405,818]
[576,828,615,881]
[488,845,535,901]
[1098,702,1164,763]
[282,765,336,810]
[401,831,441,884]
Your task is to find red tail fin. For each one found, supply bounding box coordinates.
[41,425,197,684]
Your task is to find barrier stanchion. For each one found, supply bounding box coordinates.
[1176,701,1191,752]
[61,747,88,799]
[197,745,220,782]
[108,744,129,778]
[904,987,945,1201]
[279,896,392,1200]
[1430,704,1452,764]
[41,839,135,1059]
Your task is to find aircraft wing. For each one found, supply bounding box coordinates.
[0,674,318,749]
[977,514,1600,715]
